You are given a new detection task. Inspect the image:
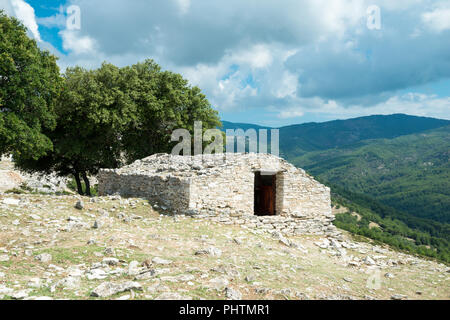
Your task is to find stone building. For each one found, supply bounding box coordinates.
[98,153,333,226]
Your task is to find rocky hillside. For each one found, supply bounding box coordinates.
[290,125,450,223]
[0,192,448,300]
[221,116,450,263]
[0,156,69,194]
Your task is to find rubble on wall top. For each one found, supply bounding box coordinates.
[100,153,301,177]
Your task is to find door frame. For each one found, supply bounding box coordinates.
[254,171,276,216]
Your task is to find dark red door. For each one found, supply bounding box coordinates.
[255,172,276,216]
[261,185,275,215]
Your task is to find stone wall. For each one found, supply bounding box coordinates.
[188,164,254,216]
[98,170,191,214]
[194,213,341,237]
[98,153,333,226]
[186,153,331,220]
[279,167,332,220]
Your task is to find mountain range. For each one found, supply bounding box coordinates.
[220,114,450,262]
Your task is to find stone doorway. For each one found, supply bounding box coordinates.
[254,171,276,216]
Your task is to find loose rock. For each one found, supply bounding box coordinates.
[35,253,52,263]
[225,287,242,300]
[391,294,408,300]
[91,281,142,298]
[152,257,172,265]
[75,200,84,210]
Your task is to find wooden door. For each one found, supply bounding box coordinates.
[261,185,275,215]
[254,172,276,216]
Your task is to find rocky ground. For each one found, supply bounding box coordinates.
[0,192,448,300]
[0,157,70,194]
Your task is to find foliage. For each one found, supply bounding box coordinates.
[279,114,449,158]
[15,59,221,195]
[0,11,62,160]
[331,185,450,263]
[222,116,450,263]
[120,60,221,162]
[291,125,450,223]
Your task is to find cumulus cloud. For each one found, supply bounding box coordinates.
[62,0,367,67]
[2,0,449,124]
[422,5,450,32]
[277,108,305,119]
[36,6,66,29]
[0,0,13,15]
[59,29,96,55]
[8,0,41,41]
[320,93,450,121]
[175,0,190,15]
[286,33,450,102]
[178,43,301,111]
[269,93,450,123]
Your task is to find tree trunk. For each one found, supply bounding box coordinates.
[73,172,84,195]
[82,172,91,197]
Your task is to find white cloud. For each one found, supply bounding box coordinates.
[369,93,450,119]
[59,29,97,55]
[177,43,299,111]
[277,108,305,119]
[36,6,66,29]
[10,0,41,41]
[59,30,96,55]
[0,0,13,15]
[274,93,450,122]
[2,0,446,124]
[175,0,190,15]
[274,71,298,99]
[233,44,273,69]
[422,6,450,32]
[310,0,367,38]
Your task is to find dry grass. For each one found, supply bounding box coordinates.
[0,193,448,300]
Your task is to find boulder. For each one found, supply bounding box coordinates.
[91,281,142,298]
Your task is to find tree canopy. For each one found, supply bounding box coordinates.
[0,11,62,160]
[16,60,221,195]
[121,60,221,161]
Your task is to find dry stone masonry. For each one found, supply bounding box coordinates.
[98,153,337,236]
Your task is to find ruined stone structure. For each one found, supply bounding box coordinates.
[98,153,336,235]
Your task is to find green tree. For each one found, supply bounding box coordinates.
[16,63,133,195]
[120,60,221,162]
[16,60,221,195]
[0,11,62,159]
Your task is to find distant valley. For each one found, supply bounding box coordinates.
[221,114,450,262]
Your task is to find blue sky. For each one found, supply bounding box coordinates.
[1,0,450,126]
